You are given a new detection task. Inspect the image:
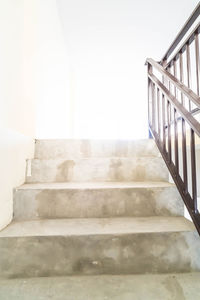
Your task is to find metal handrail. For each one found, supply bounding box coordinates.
[161,2,200,65]
[164,22,200,69]
[146,58,200,108]
[148,71,200,137]
[146,58,200,235]
[146,3,200,235]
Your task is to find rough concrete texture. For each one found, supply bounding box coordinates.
[26,157,168,183]
[2,138,200,293]
[14,182,184,220]
[0,217,199,278]
[35,139,160,159]
[0,273,200,300]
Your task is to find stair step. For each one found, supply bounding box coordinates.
[26,157,168,183]
[0,273,200,300]
[14,182,183,220]
[35,139,160,159]
[0,217,194,237]
[0,217,199,278]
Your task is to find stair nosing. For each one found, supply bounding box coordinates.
[16,181,175,190]
[0,217,195,238]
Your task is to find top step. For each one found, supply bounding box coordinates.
[35,139,160,159]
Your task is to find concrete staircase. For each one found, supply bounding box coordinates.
[0,139,200,296]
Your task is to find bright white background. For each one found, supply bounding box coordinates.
[56,0,199,139]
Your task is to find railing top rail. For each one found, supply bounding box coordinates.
[146,58,200,109]
[160,2,200,65]
[165,22,200,69]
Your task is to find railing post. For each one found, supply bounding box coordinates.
[147,63,153,138]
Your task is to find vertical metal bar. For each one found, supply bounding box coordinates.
[148,78,152,127]
[162,59,167,87]
[167,65,171,92]
[182,118,188,193]
[162,94,166,151]
[152,83,156,131]
[148,64,153,129]
[173,59,177,98]
[167,100,171,162]
[195,33,200,96]
[174,108,179,171]
[180,50,188,193]
[186,43,192,111]
[179,51,184,104]
[157,88,161,137]
[173,58,179,171]
[190,129,198,213]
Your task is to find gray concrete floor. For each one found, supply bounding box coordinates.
[0,273,200,300]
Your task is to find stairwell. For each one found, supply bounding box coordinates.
[0,139,200,299]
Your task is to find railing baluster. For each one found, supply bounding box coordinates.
[190,129,198,213]
[186,43,192,111]
[148,79,152,127]
[167,100,172,162]
[179,50,188,192]
[174,108,179,171]
[157,88,161,137]
[152,83,156,131]
[168,65,171,92]
[182,118,188,193]
[148,64,153,129]
[195,33,200,96]
[173,60,177,98]
[179,51,184,104]
[162,94,166,151]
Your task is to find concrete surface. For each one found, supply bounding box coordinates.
[35,139,160,159]
[26,157,168,183]
[0,217,199,278]
[2,138,199,287]
[13,182,183,220]
[0,217,194,237]
[0,273,200,300]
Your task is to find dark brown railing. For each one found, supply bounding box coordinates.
[146,3,200,235]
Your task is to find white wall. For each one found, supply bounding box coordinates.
[0,0,72,230]
[0,0,35,230]
[30,0,71,139]
[0,0,72,229]
[57,0,199,139]
[0,130,34,230]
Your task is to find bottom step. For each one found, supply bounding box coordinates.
[0,273,200,300]
[0,217,200,278]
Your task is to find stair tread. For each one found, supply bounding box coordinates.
[17,181,175,190]
[0,273,200,300]
[0,216,195,238]
[31,156,161,160]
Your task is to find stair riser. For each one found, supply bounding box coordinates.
[26,158,168,183]
[0,231,199,278]
[13,187,183,220]
[35,139,160,159]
